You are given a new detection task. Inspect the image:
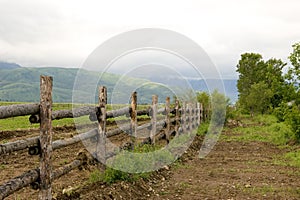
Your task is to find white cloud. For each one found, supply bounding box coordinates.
[0,0,299,78]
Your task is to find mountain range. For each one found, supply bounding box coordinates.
[0,61,238,103]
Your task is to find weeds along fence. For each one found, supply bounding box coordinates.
[0,75,207,200]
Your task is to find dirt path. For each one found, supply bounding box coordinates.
[150,140,300,200]
[78,132,300,200]
[1,124,300,199]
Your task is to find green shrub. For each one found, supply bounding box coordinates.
[285,105,300,141]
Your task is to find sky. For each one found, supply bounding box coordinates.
[0,0,299,79]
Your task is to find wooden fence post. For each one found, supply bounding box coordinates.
[188,104,193,131]
[150,95,158,144]
[200,103,203,123]
[174,99,180,136]
[39,75,53,200]
[165,97,170,143]
[97,86,107,166]
[130,91,137,149]
[197,102,201,127]
[181,102,186,134]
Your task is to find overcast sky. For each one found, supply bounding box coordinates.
[0,0,299,79]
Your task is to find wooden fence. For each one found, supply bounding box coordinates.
[0,75,206,200]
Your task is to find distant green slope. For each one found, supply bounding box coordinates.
[0,66,175,103]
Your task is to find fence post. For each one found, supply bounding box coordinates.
[200,103,203,123]
[130,91,137,149]
[188,104,193,131]
[165,97,170,143]
[150,95,158,144]
[197,102,201,127]
[174,99,180,136]
[181,102,186,134]
[97,86,107,166]
[38,75,53,200]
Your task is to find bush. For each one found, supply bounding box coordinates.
[274,102,300,142]
[285,105,300,141]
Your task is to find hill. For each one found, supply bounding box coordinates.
[0,61,21,70]
[0,62,238,103]
[0,64,175,103]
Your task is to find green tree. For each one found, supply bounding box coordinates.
[265,58,286,107]
[196,91,210,108]
[236,53,287,113]
[246,82,273,116]
[236,53,266,111]
[287,42,300,103]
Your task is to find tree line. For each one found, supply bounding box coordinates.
[236,42,300,141]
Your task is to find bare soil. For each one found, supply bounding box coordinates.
[1,122,300,200]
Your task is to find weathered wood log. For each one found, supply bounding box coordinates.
[39,75,53,200]
[0,136,39,155]
[52,160,82,180]
[197,103,200,126]
[108,106,129,118]
[130,92,137,149]
[96,86,107,165]
[165,97,170,143]
[174,99,180,136]
[0,103,39,119]
[30,106,96,123]
[188,104,193,132]
[181,103,186,134]
[90,106,149,122]
[0,168,40,199]
[52,129,97,150]
[0,152,88,199]
[30,105,150,123]
[150,95,158,144]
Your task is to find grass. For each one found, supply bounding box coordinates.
[274,150,300,167]
[222,115,295,146]
[224,114,300,170]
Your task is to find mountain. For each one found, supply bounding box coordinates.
[0,63,175,103]
[0,61,21,70]
[0,61,238,103]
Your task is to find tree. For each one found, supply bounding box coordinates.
[287,42,300,103]
[246,82,273,116]
[236,53,287,113]
[196,91,210,109]
[236,53,266,111]
[265,58,286,107]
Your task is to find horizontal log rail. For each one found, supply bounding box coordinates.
[29,106,169,123]
[0,156,87,199]
[0,102,176,123]
[1,117,176,155]
[0,136,40,155]
[0,169,40,199]
[0,103,40,119]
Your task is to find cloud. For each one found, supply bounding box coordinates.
[0,0,299,78]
